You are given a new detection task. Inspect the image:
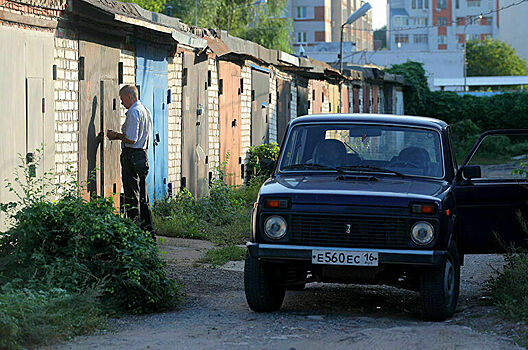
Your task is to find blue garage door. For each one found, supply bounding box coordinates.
[136,41,169,201]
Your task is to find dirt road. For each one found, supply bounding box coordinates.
[51,238,524,350]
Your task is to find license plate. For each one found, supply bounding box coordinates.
[312,250,379,266]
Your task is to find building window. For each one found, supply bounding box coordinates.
[393,16,409,27]
[412,0,425,8]
[456,17,466,25]
[297,32,307,43]
[456,0,459,8]
[438,17,447,25]
[410,17,428,25]
[467,0,481,7]
[468,33,481,41]
[437,0,447,9]
[438,34,447,44]
[424,0,429,8]
[296,6,307,19]
[414,34,428,43]
[395,34,409,45]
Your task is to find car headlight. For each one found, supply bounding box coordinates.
[411,221,434,245]
[264,215,287,240]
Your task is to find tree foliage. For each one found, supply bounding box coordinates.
[385,61,429,116]
[373,26,387,50]
[128,0,293,53]
[467,39,528,77]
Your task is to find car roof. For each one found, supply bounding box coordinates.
[290,114,448,131]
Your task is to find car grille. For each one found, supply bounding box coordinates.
[288,214,410,249]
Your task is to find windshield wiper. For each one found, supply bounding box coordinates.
[282,163,337,171]
[336,165,405,177]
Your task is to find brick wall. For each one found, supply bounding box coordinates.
[268,70,277,144]
[240,64,252,179]
[119,48,135,125]
[307,80,313,115]
[322,83,330,113]
[290,79,297,121]
[53,26,79,185]
[207,57,220,178]
[168,52,182,191]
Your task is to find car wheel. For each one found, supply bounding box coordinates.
[419,241,460,321]
[244,252,285,312]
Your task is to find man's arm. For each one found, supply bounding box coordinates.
[107,130,135,144]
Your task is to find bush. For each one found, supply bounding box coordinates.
[246,143,280,182]
[0,193,180,314]
[0,155,180,316]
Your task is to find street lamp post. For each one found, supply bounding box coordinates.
[339,2,372,74]
[227,0,267,36]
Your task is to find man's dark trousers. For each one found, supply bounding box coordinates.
[121,147,154,233]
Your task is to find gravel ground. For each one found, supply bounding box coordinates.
[49,238,525,350]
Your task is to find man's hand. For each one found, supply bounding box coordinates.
[107,130,119,140]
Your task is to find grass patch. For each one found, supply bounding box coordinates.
[487,249,528,322]
[0,287,105,350]
[197,245,246,266]
[152,176,265,246]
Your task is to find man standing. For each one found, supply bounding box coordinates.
[107,85,154,235]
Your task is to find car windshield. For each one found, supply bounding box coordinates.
[280,123,444,178]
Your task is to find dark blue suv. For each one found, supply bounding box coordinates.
[244,114,528,320]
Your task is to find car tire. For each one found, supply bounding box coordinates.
[244,252,285,312]
[419,241,460,321]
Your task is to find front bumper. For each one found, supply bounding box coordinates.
[247,242,445,265]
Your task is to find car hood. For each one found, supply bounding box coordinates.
[259,174,448,207]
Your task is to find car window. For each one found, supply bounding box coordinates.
[280,124,444,178]
[467,134,528,180]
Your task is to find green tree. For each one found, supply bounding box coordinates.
[122,0,167,13]
[466,39,528,77]
[386,61,430,116]
[158,0,292,52]
[373,25,387,50]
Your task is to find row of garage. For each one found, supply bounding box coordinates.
[0,0,405,225]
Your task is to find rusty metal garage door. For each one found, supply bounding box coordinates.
[372,85,379,113]
[251,66,270,146]
[276,78,291,146]
[218,60,242,186]
[181,51,209,199]
[362,84,371,113]
[79,39,121,208]
[341,84,350,114]
[329,83,339,113]
[296,78,309,117]
[353,87,360,113]
[311,80,323,114]
[0,27,54,230]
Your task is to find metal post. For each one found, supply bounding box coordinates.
[340,24,345,73]
[463,17,468,92]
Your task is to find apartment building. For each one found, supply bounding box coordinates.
[387,0,499,51]
[288,0,373,52]
[499,0,528,63]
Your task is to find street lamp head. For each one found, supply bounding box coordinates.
[344,2,372,26]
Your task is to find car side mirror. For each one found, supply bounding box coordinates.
[461,165,481,180]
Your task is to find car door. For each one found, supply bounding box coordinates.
[454,129,528,254]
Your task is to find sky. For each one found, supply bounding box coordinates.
[369,0,387,30]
